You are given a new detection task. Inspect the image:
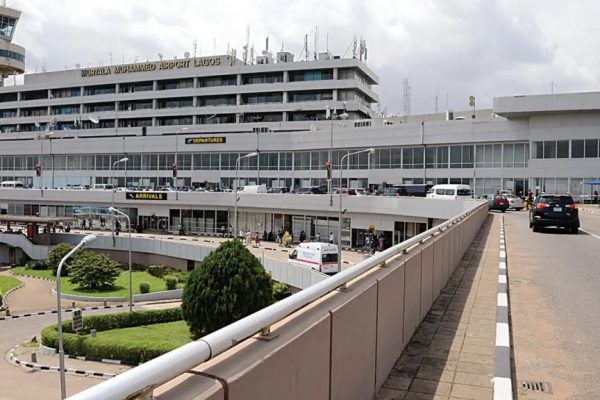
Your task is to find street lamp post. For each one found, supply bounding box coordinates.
[175,127,188,200]
[56,234,97,399]
[234,152,258,239]
[110,157,129,209]
[338,148,374,272]
[109,207,133,312]
[327,105,348,207]
[38,131,54,197]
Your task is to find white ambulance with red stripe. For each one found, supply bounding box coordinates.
[288,242,340,275]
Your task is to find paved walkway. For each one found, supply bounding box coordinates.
[374,213,498,400]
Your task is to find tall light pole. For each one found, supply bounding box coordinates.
[56,234,97,399]
[109,207,132,312]
[38,131,54,197]
[111,157,129,209]
[338,148,374,272]
[327,104,348,206]
[234,152,258,239]
[175,127,188,200]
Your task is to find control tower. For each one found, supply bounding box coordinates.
[0,2,24,86]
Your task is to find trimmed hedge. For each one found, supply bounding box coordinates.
[41,308,183,364]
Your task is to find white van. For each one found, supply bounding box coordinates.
[426,184,472,199]
[0,180,25,188]
[241,184,268,194]
[288,242,340,275]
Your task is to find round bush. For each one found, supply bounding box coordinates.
[272,282,292,301]
[182,240,273,338]
[165,276,177,291]
[139,282,150,294]
[49,243,77,276]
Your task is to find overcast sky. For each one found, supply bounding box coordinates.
[9,0,600,115]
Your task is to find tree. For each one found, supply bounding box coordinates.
[68,250,121,291]
[272,282,292,301]
[48,243,77,276]
[181,240,273,338]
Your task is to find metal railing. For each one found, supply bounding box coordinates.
[68,203,485,400]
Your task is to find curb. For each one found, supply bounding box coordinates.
[0,304,126,322]
[40,344,132,366]
[492,215,513,400]
[1,279,24,308]
[7,342,117,379]
[10,270,54,282]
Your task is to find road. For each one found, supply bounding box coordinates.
[0,303,175,400]
[505,210,600,399]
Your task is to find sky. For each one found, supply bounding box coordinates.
[8,0,600,115]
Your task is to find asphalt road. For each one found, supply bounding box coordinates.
[505,210,600,399]
[0,303,176,400]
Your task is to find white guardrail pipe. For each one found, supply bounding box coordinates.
[68,203,485,400]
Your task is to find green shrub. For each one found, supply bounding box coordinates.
[272,282,292,301]
[40,308,183,364]
[25,260,49,270]
[69,250,121,290]
[49,243,78,276]
[139,282,150,294]
[165,271,188,284]
[147,265,166,278]
[182,240,273,339]
[165,276,177,291]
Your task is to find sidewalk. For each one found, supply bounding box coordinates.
[375,213,498,400]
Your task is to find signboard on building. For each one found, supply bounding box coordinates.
[126,192,168,201]
[185,137,226,145]
[72,308,83,331]
[81,56,224,78]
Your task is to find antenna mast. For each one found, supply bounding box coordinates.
[314,26,318,60]
[243,26,250,65]
[304,34,309,61]
[402,78,411,120]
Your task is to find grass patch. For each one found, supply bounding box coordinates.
[93,320,192,350]
[0,275,22,294]
[11,267,183,297]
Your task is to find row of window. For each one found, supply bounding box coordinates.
[0,68,372,103]
[532,139,600,159]
[0,143,530,172]
[1,90,364,118]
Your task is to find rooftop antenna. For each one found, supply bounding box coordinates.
[243,25,250,65]
[193,38,198,58]
[314,26,318,60]
[364,39,368,61]
[434,89,439,113]
[75,63,81,69]
[213,37,216,55]
[304,34,309,61]
[265,35,269,52]
[109,52,113,64]
[326,32,329,52]
[250,44,255,64]
[352,36,357,58]
[402,78,411,119]
[158,53,163,61]
[280,41,284,52]
[184,51,190,59]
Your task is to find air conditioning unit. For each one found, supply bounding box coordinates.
[277,52,294,63]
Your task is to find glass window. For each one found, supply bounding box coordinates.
[556,140,569,158]
[450,146,461,168]
[571,140,584,158]
[503,144,514,167]
[534,141,544,159]
[543,141,556,159]
[585,139,599,158]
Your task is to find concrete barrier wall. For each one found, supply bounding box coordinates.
[155,204,489,400]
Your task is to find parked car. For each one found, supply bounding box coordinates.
[504,194,524,210]
[529,194,579,233]
[295,186,322,194]
[479,194,509,212]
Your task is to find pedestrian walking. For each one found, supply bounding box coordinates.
[315,232,321,242]
[255,231,260,247]
[329,232,334,244]
[299,230,306,242]
[594,190,599,204]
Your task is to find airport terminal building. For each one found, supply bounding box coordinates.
[0,48,599,244]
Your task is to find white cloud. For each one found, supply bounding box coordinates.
[8,0,600,114]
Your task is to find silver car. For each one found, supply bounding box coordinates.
[505,194,524,210]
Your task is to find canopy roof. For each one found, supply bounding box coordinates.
[584,180,600,185]
[0,215,77,224]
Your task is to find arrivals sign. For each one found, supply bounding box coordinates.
[81,56,223,77]
[126,192,167,201]
[185,137,226,145]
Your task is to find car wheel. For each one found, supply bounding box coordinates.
[529,221,532,228]
[516,208,522,211]
[571,227,579,234]
[532,224,539,232]
[501,209,506,213]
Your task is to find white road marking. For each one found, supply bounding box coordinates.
[580,228,600,240]
[499,275,507,284]
[493,377,513,400]
[496,322,510,347]
[497,293,508,307]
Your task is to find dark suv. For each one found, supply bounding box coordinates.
[529,194,579,233]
